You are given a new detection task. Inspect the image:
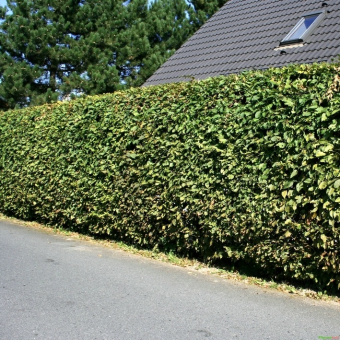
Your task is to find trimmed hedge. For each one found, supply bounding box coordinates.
[1,63,340,289]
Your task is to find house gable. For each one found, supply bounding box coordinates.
[144,0,340,86]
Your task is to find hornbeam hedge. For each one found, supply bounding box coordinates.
[1,63,340,290]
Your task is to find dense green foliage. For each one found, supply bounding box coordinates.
[188,0,228,29]
[0,0,228,110]
[1,63,340,290]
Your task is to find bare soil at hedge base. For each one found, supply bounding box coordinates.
[1,212,340,305]
[1,63,340,291]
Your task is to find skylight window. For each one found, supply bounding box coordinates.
[280,12,324,46]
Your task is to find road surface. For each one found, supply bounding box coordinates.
[0,220,339,340]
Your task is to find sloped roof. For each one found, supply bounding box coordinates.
[144,0,340,86]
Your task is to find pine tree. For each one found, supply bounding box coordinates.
[136,0,229,85]
[0,0,228,110]
[188,0,229,29]
[0,0,148,109]
[128,0,192,87]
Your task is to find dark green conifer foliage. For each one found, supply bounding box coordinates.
[122,0,230,86]
[129,0,192,87]
[188,0,228,28]
[0,0,144,109]
[0,0,228,110]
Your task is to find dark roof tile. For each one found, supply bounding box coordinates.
[144,0,340,86]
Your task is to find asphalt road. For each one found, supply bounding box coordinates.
[0,220,339,340]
